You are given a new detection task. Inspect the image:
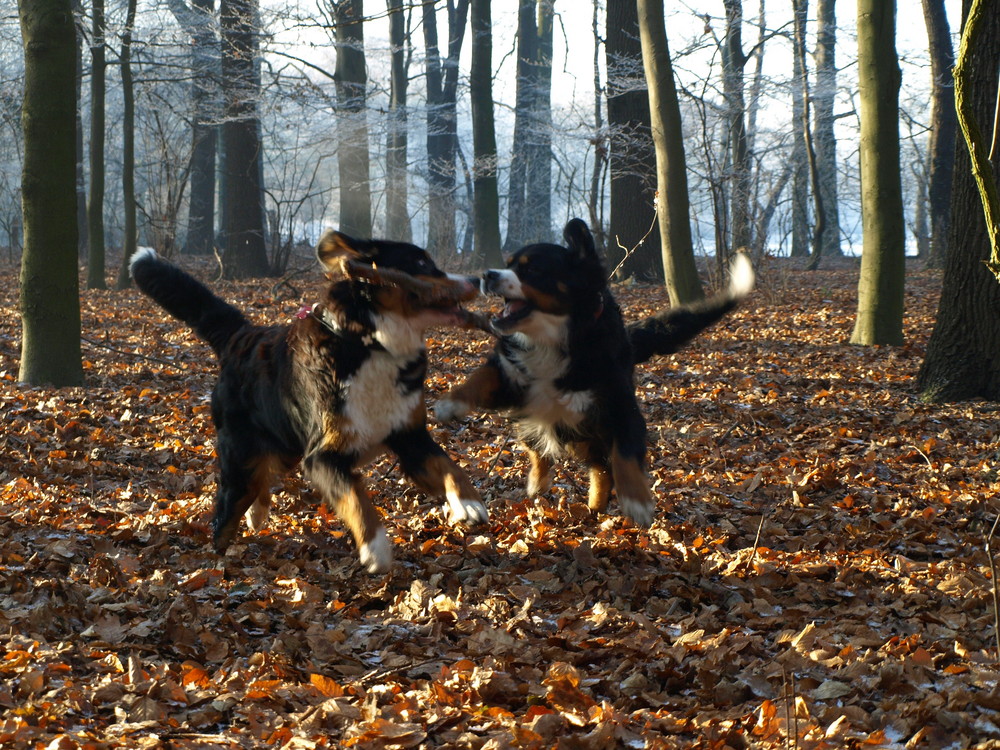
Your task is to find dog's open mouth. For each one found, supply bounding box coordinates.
[492,298,534,329]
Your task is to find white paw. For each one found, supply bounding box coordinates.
[359,528,393,574]
[244,499,271,533]
[446,496,490,526]
[526,474,550,497]
[619,496,655,527]
[434,398,470,422]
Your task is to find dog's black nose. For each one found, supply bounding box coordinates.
[482,269,501,295]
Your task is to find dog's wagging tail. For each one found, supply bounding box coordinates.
[130,234,488,574]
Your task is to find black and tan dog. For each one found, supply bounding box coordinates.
[130,233,489,573]
[435,218,754,527]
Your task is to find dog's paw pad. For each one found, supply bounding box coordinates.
[359,529,393,574]
[446,497,490,526]
[619,496,655,528]
[434,398,469,422]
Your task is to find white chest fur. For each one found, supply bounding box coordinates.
[504,335,593,455]
[343,351,422,447]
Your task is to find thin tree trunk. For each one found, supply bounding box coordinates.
[470,0,502,266]
[722,0,752,260]
[219,0,268,278]
[385,0,411,242]
[921,0,956,268]
[587,0,607,253]
[606,0,661,280]
[503,0,536,253]
[814,0,842,257]
[334,0,372,238]
[850,0,905,346]
[73,0,87,260]
[790,0,810,258]
[87,0,106,289]
[168,0,219,256]
[524,0,553,244]
[423,0,470,259]
[115,0,139,289]
[17,0,83,386]
[637,0,703,304]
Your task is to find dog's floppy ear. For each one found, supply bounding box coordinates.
[563,219,598,260]
[316,230,371,273]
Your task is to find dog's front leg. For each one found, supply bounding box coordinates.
[434,360,508,422]
[303,453,392,574]
[386,428,489,526]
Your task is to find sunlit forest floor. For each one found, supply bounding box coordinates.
[1,253,999,749]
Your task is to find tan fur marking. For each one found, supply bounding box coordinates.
[588,465,612,512]
[333,476,384,547]
[611,449,655,525]
[526,447,552,497]
[446,364,504,409]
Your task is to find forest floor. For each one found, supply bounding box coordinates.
[1,254,1000,749]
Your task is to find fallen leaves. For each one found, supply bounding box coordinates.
[0,258,998,746]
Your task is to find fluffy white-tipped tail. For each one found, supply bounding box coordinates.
[129,247,158,278]
[728,253,755,300]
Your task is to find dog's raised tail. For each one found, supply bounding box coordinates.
[130,248,250,357]
[627,253,754,365]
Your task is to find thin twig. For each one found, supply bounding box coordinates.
[607,209,658,281]
[746,512,767,574]
[987,512,1000,661]
[909,444,934,467]
[81,335,185,367]
[782,667,791,750]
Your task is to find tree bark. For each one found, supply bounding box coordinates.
[470,0,502,266]
[423,0,470,259]
[334,0,372,239]
[722,0,752,259]
[524,0,553,245]
[72,0,87,260]
[636,0,703,305]
[86,0,106,289]
[219,0,268,278]
[18,0,83,386]
[917,1,1000,400]
[115,0,139,289]
[790,0,810,259]
[850,0,905,346]
[384,0,411,242]
[605,0,662,280]
[503,0,536,252]
[921,0,956,268]
[814,0,843,257]
[168,0,219,256]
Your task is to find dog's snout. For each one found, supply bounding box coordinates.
[482,269,502,294]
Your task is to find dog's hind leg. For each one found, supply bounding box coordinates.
[213,449,278,552]
[386,428,489,526]
[304,453,391,574]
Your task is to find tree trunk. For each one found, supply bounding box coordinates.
[168,0,219,256]
[385,0,411,242]
[605,0,662,280]
[814,0,843,257]
[423,0,470,259]
[86,0,106,289]
[334,0,372,239]
[917,1,1000,401]
[524,0,553,244]
[503,0,536,252]
[850,0,904,346]
[637,0,703,305]
[587,0,607,253]
[790,0,810,259]
[115,0,138,289]
[219,0,268,278]
[470,0,502,266]
[921,0,956,269]
[73,0,87,260]
[722,0,752,259]
[17,0,83,386]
